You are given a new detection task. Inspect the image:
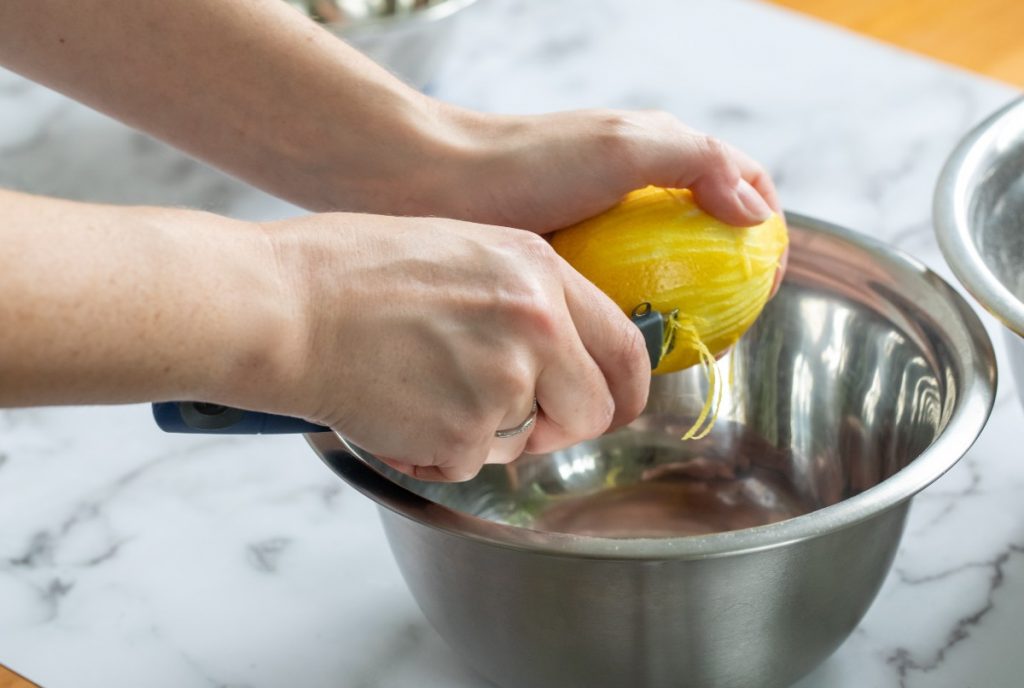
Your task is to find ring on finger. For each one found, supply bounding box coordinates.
[494,398,539,439]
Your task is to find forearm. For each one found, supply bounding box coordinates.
[0,189,292,407]
[0,0,474,214]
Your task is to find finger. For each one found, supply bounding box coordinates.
[723,142,782,214]
[707,142,786,298]
[380,428,493,483]
[486,396,537,464]
[521,295,618,456]
[378,456,459,482]
[528,261,649,451]
[417,460,483,483]
[430,441,492,482]
[628,129,767,226]
[625,120,774,226]
[377,456,419,478]
[562,264,650,430]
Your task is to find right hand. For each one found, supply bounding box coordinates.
[232,213,651,482]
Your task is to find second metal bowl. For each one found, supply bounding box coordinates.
[935,95,1024,409]
[285,0,479,89]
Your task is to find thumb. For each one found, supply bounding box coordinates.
[627,125,775,227]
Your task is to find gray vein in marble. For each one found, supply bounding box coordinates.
[863,140,929,205]
[4,575,79,626]
[0,408,48,431]
[533,33,590,63]
[178,648,253,688]
[709,105,755,124]
[888,542,1024,686]
[82,538,132,567]
[38,578,75,623]
[246,537,293,574]
[887,219,932,250]
[268,481,346,506]
[0,102,70,156]
[0,113,248,211]
[2,436,232,571]
[908,457,981,536]
[0,77,32,96]
[320,483,344,508]
[8,532,55,569]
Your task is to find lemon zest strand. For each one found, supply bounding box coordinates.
[728,345,737,388]
[689,335,725,440]
[664,315,723,440]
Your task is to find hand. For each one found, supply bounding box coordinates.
[237,213,650,482]
[427,107,788,293]
[432,108,782,233]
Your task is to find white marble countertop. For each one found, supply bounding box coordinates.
[1,1,1022,686]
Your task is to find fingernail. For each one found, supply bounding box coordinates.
[735,180,772,222]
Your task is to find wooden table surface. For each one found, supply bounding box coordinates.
[0,666,37,688]
[770,0,1024,85]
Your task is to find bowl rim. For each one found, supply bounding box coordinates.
[317,0,480,35]
[310,213,997,560]
[934,94,1024,336]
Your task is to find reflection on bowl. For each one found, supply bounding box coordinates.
[284,0,479,89]
[513,422,819,538]
[935,95,1024,410]
[311,215,995,688]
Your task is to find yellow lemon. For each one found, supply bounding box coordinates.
[551,186,788,375]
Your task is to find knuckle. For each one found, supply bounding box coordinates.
[436,418,485,457]
[618,382,649,427]
[616,321,649,373]
[515,231,557,265]
[608,326,651,426]
[568,402,614,443]
[623,336,652,417]
[448,467,481,483]
[595,108,635,132]
[433,457,483,483]
[501,363,536,400]
[593,109,643,160]
[494,286,560,343]
[589,398,616,437]
[484,353,535,401]
[695,134,729,166]
[561,388,615,442]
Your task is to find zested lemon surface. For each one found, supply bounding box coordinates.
[551,186,788,375]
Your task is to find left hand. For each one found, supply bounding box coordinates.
[427,107,782,233]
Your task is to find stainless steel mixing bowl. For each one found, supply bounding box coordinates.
[309,215,995,688]
[935,95,1024,409]
[285,0,478,89]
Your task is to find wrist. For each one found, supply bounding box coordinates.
[344,97,501,219]
[398,104,526,222]
[301,88,483,217]
[175,216,306,414]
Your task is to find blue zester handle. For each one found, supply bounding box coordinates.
[153,401,328,434]
[153,308,665,435]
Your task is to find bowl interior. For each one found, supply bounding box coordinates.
[341,218,974,540]
[963,105,1024,304]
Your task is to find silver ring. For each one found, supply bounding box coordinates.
[495,398,539,439]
